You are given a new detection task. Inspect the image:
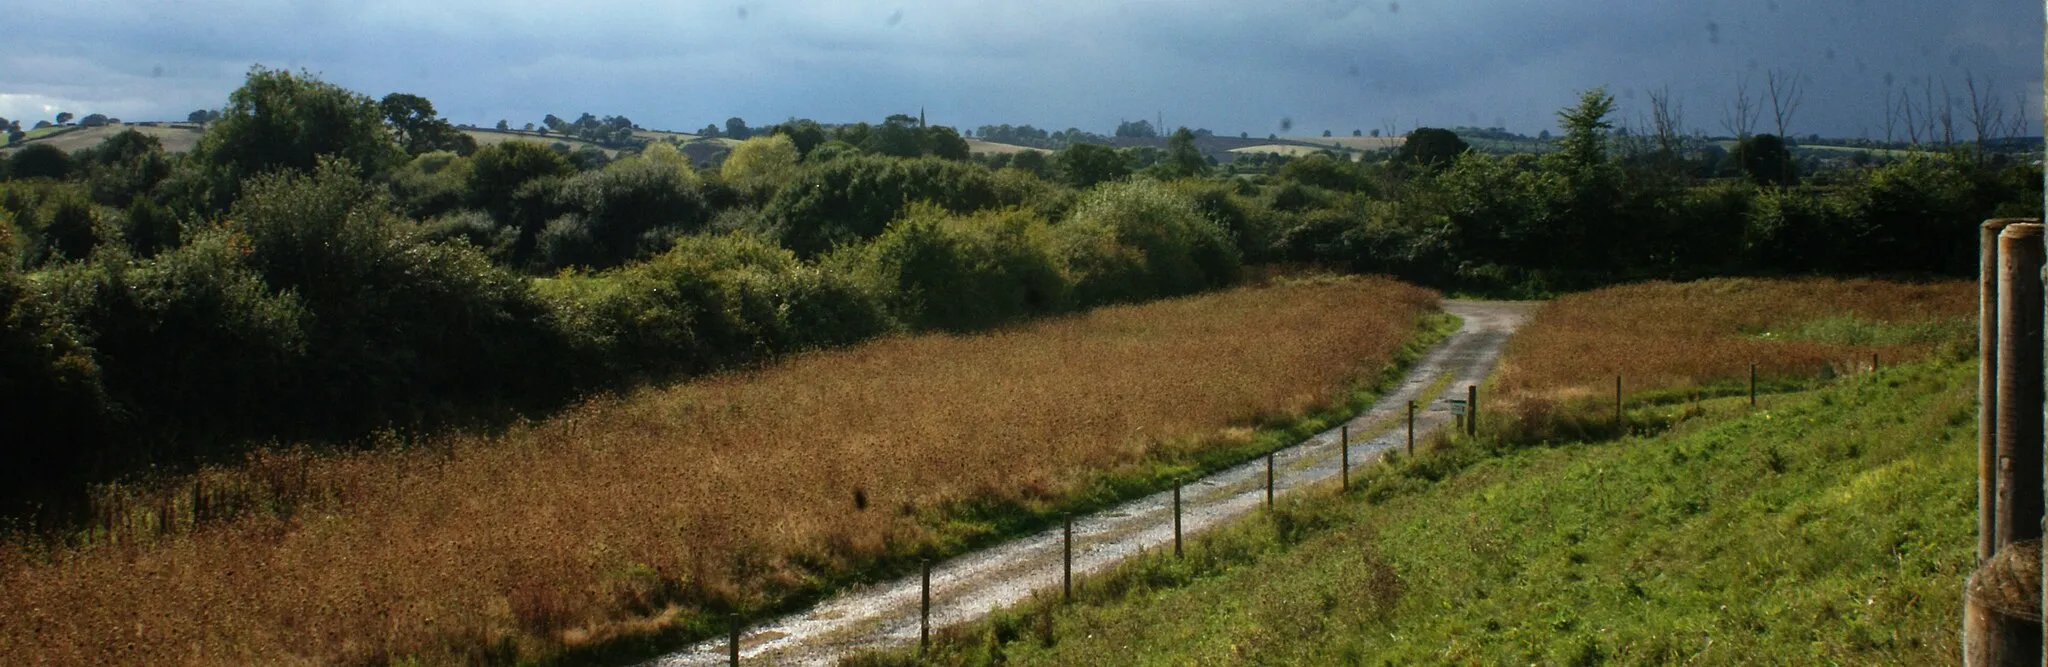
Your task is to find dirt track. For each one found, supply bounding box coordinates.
[645,300,1536,666]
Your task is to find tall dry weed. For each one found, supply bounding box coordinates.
[0,276,1436,666]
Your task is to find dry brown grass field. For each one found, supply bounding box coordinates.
[0,277,1438,666]
[1491,277,1973,413]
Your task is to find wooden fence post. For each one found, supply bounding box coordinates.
[1340,424,1350,491]
[1467,385,1478,437]
[921,560,932,656]
[1966,221,2046,666]
[1265,453,1275,510]
[728,613,740,666]
[1407,401,1416,455]
[1173,482,1183,558]
[1615,376,1624,428]
[1063,515,1073,602]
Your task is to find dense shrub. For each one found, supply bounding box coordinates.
[228,158,567,431]
[389,150,473,219]
[188,66,405,210]
[540,233,890,380]
[1049,180,1242,306]
[539,156,708,270]
[761,155,999,256]
[0,225,106,504]
[39,229,310,452]
[7,144,74,181]
[833,206,1068,331]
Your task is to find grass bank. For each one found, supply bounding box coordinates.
[877,358,1975,665]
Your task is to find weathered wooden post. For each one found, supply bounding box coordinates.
[1615,376,1624,428]
[1063,515,1073,602]
[1981,219,2012,563]
[1467,385,1478,437]
[1995,223,2043,550]
[920,560,933,655]
[1965,220,2046,666]
[1750,363,1758,407]
[1340,424,1350,491]
[1172,482,1183,558]
[728,613,740,666]
[1407,401,1416,455]
[1265,453,1275,510]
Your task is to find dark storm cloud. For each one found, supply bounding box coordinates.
[0,0,2037,139]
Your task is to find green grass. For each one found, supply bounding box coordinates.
[870,359,1977,666]
[1748,315,1973,348]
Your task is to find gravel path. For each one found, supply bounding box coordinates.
[646,300,1536,666]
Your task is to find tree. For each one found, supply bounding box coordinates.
[1353,129,1363,137]
[466,140,574,226]
[1008,149,1050,178]
[1114,120,1159,138]
[190,66,404,206]
[188,109,212,123]
[78,114,110,128]
[1734,134,1797,186]
[725,117,751,140]
[380,93,443,154]
[1721,73,1759,139]
[496,119,510,131]
[865,115,926,157]
[55,112,73,125]
[1322,130,1333,137]
[1155,127,1208,178]
[722,134,801,195]
[1395,127,1470,170]
[8,143,73,180]
[1554,87,1616,168]
[767,119,828,157]
[1369,129,1381,138]
[1765,68,1803,139]
[699,124,721,138]
[926,126,971,161]
[1053,143,1131,189]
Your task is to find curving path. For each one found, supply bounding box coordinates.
[645,300,1537,666]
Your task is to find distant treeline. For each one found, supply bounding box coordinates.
[0,71,2035,519]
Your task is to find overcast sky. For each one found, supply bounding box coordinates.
[2,0,2040,139]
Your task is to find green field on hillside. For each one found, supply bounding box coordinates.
[877,360,1976,665]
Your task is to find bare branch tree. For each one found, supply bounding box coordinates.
[1765,68,1804,138]
[1649,85,1685,165]
[1962,72,2002,160]
[1881,81,1900,146]
[1901,86,1922,147]
[1721,73,1759,139]
[1937,80,1957,149]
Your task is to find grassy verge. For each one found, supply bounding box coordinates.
[871,359,1976,665]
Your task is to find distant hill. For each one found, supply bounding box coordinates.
[0,122,206,155]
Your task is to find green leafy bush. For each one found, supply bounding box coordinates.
[1049,180,1242,306]
[761,155,999,256]
[833,205,1068,331]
